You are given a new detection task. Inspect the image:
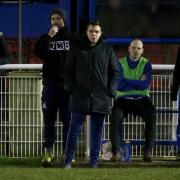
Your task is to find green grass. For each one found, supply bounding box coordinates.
[0,158,180,180]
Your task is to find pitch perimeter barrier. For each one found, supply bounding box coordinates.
[0,64,179,159]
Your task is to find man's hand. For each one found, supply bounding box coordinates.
[141,74,146,80]
[48,26,59,38]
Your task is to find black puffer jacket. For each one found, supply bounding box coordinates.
[171,47,180,101]
[64,36,119,114]
[34,27,78,86]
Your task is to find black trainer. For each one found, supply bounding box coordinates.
[176,151,180,161]
[143,151,152,162]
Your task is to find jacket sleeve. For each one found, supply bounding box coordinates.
[108,48,120,97]
[125,61,152,90]
[34,34,51,59]
[116,62,134,91]
[171,48,180,101]
[64,45,76,94]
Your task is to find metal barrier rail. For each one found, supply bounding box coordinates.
[106,38,180,45]
[0,63,175,70]
[0,64,179,159]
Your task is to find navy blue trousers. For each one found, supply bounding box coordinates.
[110,98,156,155]
[65,112,105,165]
[42,82,70,152]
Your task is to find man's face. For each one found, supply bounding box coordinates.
[86,25,102,45]
[51,13,64,28]
[128,40,144,61]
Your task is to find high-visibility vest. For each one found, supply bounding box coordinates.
[116,56,150,97]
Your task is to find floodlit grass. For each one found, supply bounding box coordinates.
[0,158,180,180]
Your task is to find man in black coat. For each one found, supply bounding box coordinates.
[34,8,77,167]
[0,32,12,146]
[171,47,180,159]
[0,32,12,75]
[171,48,180,102]
[64,21,119,168]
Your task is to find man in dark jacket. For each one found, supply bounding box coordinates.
[64,21,119,168]
[171,48,180,102]
[0,32,12,146]
[0,32,12,75]
[34,8,77,167]
[171,47,180,159]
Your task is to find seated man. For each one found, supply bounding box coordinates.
[110,38,156,162]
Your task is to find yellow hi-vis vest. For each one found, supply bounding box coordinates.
[116,57,150,97]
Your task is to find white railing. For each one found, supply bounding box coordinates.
[0,64,178,159]
[0,63,175,70]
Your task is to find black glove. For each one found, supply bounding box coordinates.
[109,91,116,98]
[171,92,177,101]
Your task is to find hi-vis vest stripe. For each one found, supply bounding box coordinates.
[116,57,150,97]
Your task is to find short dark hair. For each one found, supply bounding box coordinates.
[86,20,102,31]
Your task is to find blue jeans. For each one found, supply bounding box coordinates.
[65,112,105,165]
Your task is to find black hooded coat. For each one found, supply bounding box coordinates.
[64,36,119,114]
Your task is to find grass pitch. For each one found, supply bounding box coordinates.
[0,157,180,180]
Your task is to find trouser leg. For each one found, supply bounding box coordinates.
[139,100,156,152]
[110,107,124,155]
[41,83,58,150]
[90,113,105,165]
[58,89,70,152]
[42,105,57,149]
[65,112,85,165]
[144,112,156,152]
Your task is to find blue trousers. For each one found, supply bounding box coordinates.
[65,112,105,165]
[42,82,70,152]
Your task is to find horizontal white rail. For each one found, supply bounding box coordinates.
[0,64,175,70]
[0,64,42,70]
[152,64,174,70]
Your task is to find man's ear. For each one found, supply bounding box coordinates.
[128,46,130,53]
[142,48,144,54]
